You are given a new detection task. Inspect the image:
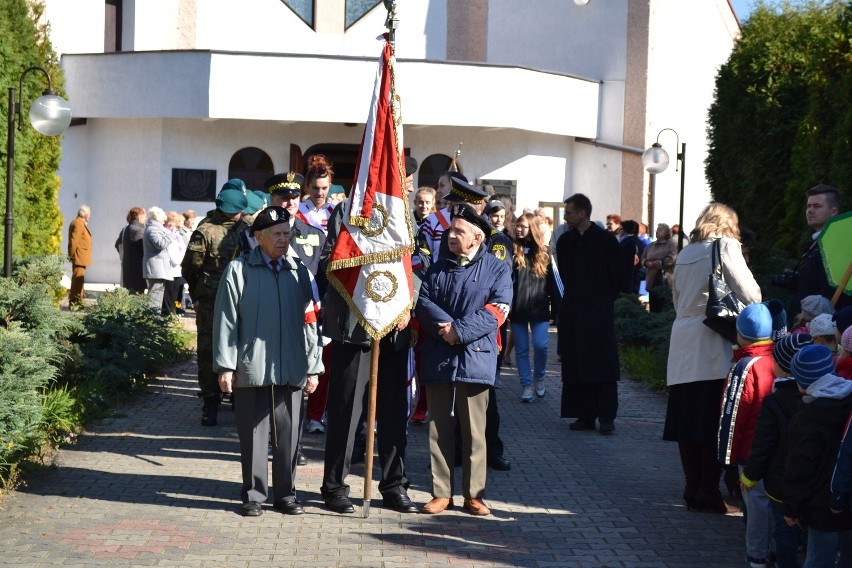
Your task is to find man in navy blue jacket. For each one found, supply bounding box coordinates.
[416,203,513,517]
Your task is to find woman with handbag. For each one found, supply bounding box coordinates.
[664,203,761,514]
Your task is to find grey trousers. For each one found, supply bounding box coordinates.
[234,385,302,505]
[426,382,489,500]
[145,278,168,313]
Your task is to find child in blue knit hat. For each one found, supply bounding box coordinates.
[719,302,777,567]
[741,333,813,568]
[784,345,852,566]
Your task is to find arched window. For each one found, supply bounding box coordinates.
[345,0,381,29]
[418,154,453,189]
[228,147,274,191]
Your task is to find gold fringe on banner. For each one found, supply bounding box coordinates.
[326,245,412,272]
[349,215,370,229]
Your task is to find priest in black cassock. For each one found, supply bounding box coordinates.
[555,193,623,435]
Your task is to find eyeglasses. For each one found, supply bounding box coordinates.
[516,225,530,230]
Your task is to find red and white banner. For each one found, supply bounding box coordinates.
[326,36,414,340]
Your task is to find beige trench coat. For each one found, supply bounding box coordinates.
[666,237,762,386]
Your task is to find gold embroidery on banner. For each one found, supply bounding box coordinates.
[359,203,389,237]
[326,245,412,271]
[326,271,413,341]
[364,270,398,303]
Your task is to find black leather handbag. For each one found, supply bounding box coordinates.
[703,238,744,344]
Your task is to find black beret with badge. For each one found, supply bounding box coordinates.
[450,203,493,236]
[250,206,291,236]
[264,171,305,197]
[445,175,488,204]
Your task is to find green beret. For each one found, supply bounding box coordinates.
[221,178,247,193]
[245,191,265,215]
[216,188,248,215]
[252,190,269,208]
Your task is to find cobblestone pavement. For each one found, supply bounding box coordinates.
[0,319,746,567]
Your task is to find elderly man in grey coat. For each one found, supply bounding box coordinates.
[214,206,323,517]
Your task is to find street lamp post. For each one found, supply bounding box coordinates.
[642,128,686,251]
[4,66,72,277]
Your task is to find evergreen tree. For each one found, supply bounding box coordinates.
[0,0,65,262]
[706,0,851,254]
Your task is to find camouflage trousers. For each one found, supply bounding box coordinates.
[195,300,220,399]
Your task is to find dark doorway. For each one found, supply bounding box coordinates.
[419,154,453,189]
[301,143,413,193]
[302,144,360,193]
[228,147,275,190]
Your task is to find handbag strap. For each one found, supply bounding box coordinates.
[711,238,723,278]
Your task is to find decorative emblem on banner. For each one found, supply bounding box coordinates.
[357,203,390,237]
[365,270,398,303]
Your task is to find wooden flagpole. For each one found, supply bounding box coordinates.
[362,0,399,519]
[362,338,381,518]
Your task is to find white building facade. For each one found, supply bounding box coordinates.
[41,0,740,283]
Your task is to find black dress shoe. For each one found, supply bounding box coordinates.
[325,495,355,514]
[241,502,263,517]
[297,452,308,466]
[382,492,419,513]
[273,500,305,515]
[599,420,615,435]
[488,455,512,471]
[568,418,596,431]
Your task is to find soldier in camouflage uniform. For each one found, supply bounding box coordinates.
[182,181,249,426]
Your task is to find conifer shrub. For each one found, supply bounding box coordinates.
[66,288,192,400]
[0,266,190,495]
[12,254,68,304]
[614,293,675,391]
[0,325,60,487]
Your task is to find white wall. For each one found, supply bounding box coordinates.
[41,0,105,56]
[60,117,599,283]
[644,0,739,231]
[61,52,600,139]
[129,0,181,51]
[487,0,629,80]
[60,119,165,283]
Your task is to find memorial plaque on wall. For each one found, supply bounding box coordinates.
[171,168,216,202]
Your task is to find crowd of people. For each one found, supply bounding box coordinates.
[65,155,851,564]
[662,185,852,568]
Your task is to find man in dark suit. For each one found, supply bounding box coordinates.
[556,193,623,435]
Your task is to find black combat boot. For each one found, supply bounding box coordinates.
[201,395,220,426]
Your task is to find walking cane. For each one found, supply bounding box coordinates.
[362,338,380,518]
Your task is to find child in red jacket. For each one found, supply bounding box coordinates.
[719,302,777,568]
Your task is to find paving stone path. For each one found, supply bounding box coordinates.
[0,319,746,567]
